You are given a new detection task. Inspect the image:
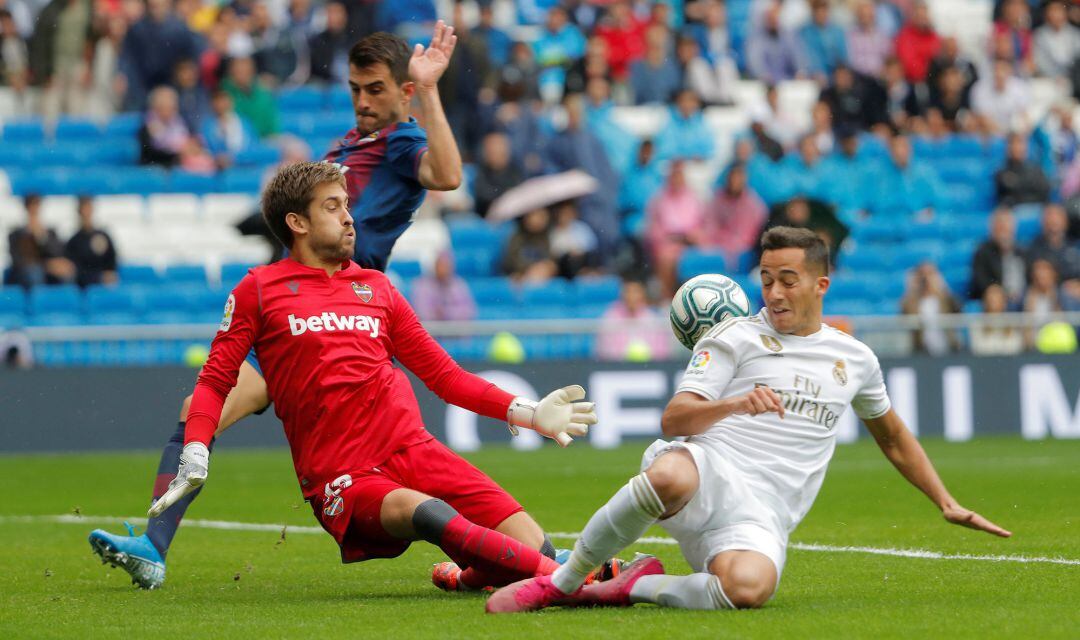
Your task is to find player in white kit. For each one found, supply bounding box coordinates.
[487,227,1011,613]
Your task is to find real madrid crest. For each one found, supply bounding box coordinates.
[832,360,848,386]
[352,282,373,303]
[759,334,783,352]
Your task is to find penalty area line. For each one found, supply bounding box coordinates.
[3,515,1078,567]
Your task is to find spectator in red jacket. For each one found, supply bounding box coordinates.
[593,0,647,81]
[895,0,940,83]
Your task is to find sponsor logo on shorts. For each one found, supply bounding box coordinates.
[288,312,380,337]
[352,282,373,303]
[219,294,236,332]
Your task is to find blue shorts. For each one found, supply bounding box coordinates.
[244,349,262,376]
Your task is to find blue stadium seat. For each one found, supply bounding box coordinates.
[108,167,169,195]
[574,276,621,307]
[29,285,82,316]
[943,266,971,295]
[447,220,501,248]
[104,113,142,137]
[827,278,875,302]
[678,249,727,282]
[276,86,325,112]
[2,119,45,143]
[837,249,891,271]
[826,300,878,316]
[169,171,219,194]
[313,112,355,138]
[470,278,517,305]
[118,264,161,285]
[85,311,143,326]
[944,135,986,159]
[0,287,27,328]
[6,168,66,195]
[280,113,318,137]
[476,305,517,321]
[220,168,263,194]
[325,86,353,111]
[142,286,199,313]
[65,139,138,166]
[0,286,26,310]
[55,117,102,141]
[570,304,609,319]
[220,262,257,288]
[521,280,571,306]
[454,247,499,278]
[189,287,228,312]
[234,145,281,166]
[0,142,29,166]
[388,259,422,279]
[142,311,200,324]
[67,169,113,196]
[85,285,142,316]
[163,265,208,286]
[26,312,83,326]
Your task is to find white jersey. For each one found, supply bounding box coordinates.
[676,309,891,534]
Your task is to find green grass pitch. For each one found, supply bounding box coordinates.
[1,437,1078,639]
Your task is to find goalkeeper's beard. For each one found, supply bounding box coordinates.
[311,231,355,263]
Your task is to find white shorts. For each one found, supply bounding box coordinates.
[640,439,788,578]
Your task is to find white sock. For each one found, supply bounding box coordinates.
[629,573,735,610]
[550,474,664,595]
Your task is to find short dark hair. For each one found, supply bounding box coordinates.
[760,226,830,275]
[261,161,348,248]
[349,32,411,84]
[23,193,41,209]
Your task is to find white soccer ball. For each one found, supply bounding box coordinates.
[670,274,752,350]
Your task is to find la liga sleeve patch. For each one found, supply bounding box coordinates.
[219,294,236,332]
[686,349,711,375]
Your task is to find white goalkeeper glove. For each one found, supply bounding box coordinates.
[147,442,209,517]
[507,384,597,447]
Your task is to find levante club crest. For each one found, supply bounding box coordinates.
[352,282,373,303]
[323,495,344,517]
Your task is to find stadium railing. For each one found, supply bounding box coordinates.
[12,311,1080,365]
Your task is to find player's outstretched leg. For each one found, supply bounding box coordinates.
[87,405,195,590]
[88,361,269,589]
[407,497,562,588]
[486,450,696,613]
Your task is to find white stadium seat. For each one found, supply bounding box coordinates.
[41,196,77,238]
[94,195,145,226]
[203,193,259,225]
[610,106,669,138]
[389,217,449,270]
[147,193,201,224]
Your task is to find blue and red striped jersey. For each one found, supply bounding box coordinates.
[323,117,428,272]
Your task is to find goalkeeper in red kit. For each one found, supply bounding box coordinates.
[147,161,598,591]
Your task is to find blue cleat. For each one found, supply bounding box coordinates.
[88,523,165,590]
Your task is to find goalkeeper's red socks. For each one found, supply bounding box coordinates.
[413,499,559,588]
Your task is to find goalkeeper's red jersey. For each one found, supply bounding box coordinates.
[184,258,515,499]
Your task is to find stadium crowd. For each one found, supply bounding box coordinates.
[3,0,1080,362]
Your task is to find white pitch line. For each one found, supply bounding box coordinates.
[4,515,1078,567]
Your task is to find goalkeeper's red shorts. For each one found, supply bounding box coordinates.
[310,437,524,563]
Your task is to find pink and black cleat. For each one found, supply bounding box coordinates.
[485,556,665,613]
[574,555,665,607]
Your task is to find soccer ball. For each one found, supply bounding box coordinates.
[669,274,752,350]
